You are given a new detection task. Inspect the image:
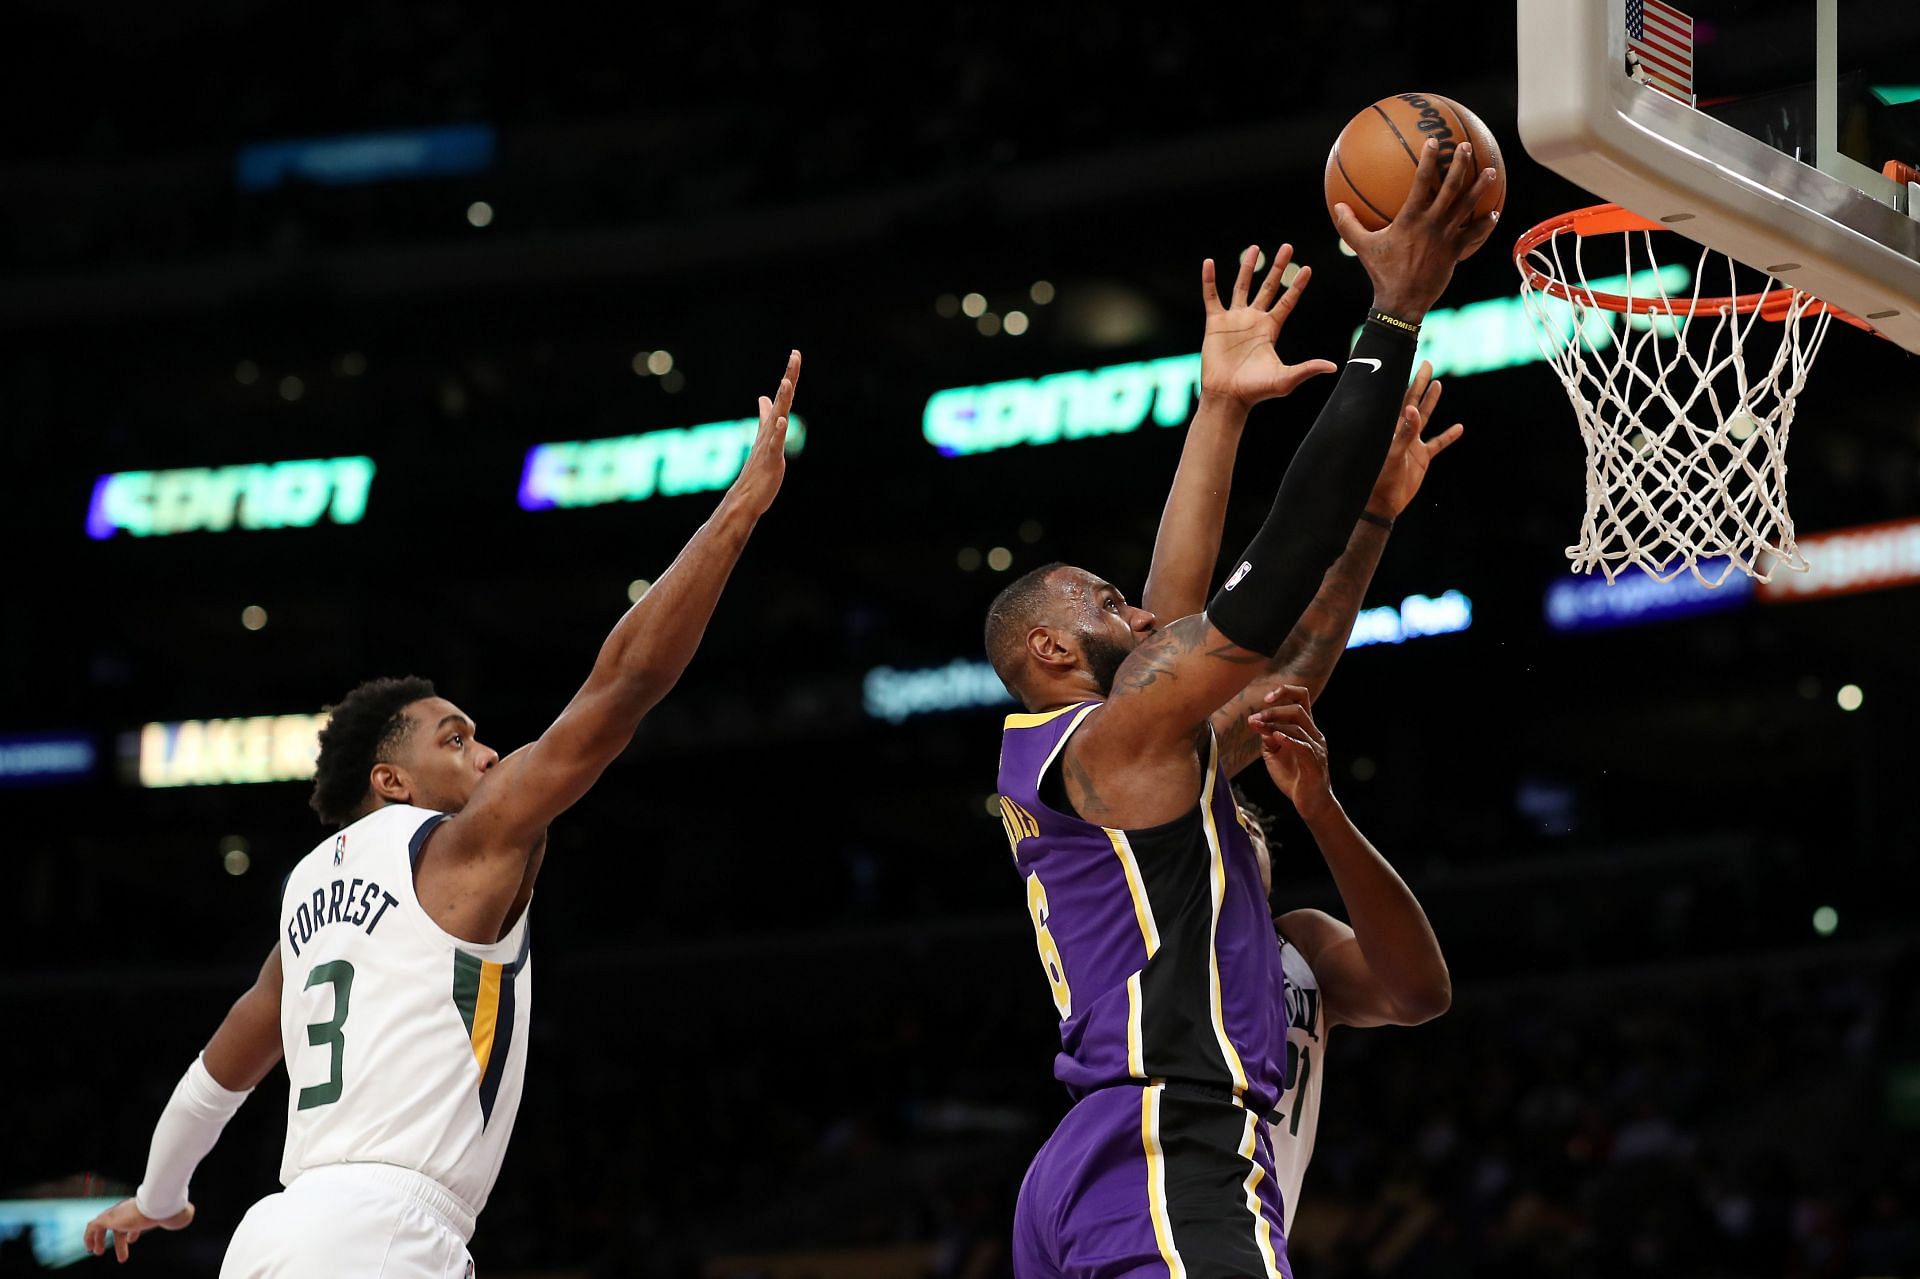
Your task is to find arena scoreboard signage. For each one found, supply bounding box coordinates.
[1544,517,1920,631]
[518,416,808,510]
[88,456,375,539]
[921,270,1697,460]
[1347,591,1475,648]
[0,732,95,787]
[137,713,328,788]
[237,123,495,191]
[1754,518,1920,603]
[1373,265,1692,380]
[863,659,1015,723]
[922,355,1201,457]
[1545,561,1753,632]
[0,1198,121,1269]
[864,590,1471,722]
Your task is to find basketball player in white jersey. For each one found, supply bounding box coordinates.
[83,352,803,1276]
[1135,242,1456,1233]
[1234,739,1449,1237]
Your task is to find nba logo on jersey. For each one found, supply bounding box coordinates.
[333,834,347,866]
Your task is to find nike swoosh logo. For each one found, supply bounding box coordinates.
[1348,358,1383,372]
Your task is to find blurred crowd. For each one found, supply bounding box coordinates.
[9,918,1914,1277]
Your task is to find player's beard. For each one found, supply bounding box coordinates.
[1081,629,1133,695]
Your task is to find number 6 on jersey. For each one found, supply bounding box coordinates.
[1025,872,1072,1017]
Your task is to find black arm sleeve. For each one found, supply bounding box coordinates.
[1207,317,1419,655]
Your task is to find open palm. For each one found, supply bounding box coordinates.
[1200,244,1338,409]
[1367,361,1465,519]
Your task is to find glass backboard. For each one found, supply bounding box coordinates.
[1518,0,1920,354]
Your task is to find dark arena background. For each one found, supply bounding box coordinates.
[4,6,1918,1277]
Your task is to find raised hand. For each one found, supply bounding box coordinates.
[1333,138,1500,322]
[83,1198,194,1264]
[1249,685,1336,821]
[1367,360,1465,520]
[1200,244,1339,410]
[724,349,801,519]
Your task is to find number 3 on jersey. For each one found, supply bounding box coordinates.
[298,960,355,1111]
[1025,872,1071,1017]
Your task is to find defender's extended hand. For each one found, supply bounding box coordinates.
[1333,137,1500,321]
[1250,685,1336,821]
[83,1198,194,1264]
[1200,244,1338,409]
[725,350,802,519]
[1367,360,1465,520]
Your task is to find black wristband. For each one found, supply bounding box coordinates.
[1367,307,1421,335]
[1358,509,1394,530]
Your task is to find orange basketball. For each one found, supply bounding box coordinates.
[1324,93,1507,233]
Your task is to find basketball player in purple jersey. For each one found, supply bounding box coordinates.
[1140,288,1461,1242]
[84,355,801,1274]
[985,140,1495,1278]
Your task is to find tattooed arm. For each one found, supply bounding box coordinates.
[1068,151,1492,828]
[1210,520,1390,778]
[1062,367,1459,823]
[1212,366,1463,778]
[1061,613,1270,827]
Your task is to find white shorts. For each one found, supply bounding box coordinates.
[220,1164,478,1279]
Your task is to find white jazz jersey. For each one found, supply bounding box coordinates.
[277,802,532,1219]
[1265,938,1323,1235]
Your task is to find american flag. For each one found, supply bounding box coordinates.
[1627,0,1695,106]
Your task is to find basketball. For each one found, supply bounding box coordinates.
[1324,92,1507,233]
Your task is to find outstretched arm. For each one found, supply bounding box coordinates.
[1068,142,1495,828]
[1140,246,1335,621]
[1211,367,1461,777]
[1255,690,1450,1027]
[421,352,802,943]
[84,945,285,1262]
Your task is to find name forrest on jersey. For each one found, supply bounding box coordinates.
[285,877,401,958]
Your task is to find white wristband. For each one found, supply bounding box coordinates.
[134,1054,252,1220]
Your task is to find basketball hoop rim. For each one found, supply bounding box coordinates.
[1513,202,1876,331]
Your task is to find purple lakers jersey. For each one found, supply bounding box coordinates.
[995,702,1290,1113]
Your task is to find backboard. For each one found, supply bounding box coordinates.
[1518,0,1920,354]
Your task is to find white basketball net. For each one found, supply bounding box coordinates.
[1517,223,1835,586]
